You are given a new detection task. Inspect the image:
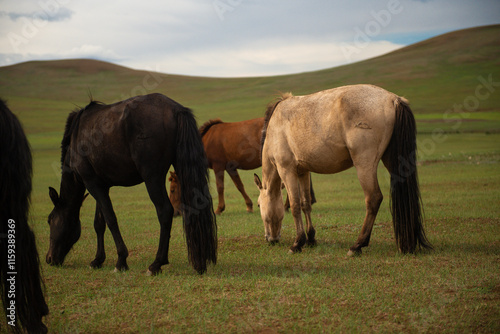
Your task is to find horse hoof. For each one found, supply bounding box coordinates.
[146,268,162,276]
[347,249,361,257]
[90,261,103,269]
[307,240,317,247]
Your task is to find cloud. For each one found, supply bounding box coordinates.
[124,38,403,77]
[0,7,73,23]
[0,0,499,77]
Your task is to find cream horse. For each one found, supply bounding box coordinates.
[254,84,432,255]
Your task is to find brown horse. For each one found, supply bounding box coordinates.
[47,93,217,275]
[168,171,182,217]
[169,117,316,215]
[200,117,264,214]
[255,85,432,255]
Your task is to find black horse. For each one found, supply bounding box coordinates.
[47,93,217,275]
[0,99,48,333]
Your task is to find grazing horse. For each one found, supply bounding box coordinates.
[0,99,48,333]
[199,117,264,214]
[169,117,316,215]
[47,93,217,275]
[254,85,432,255]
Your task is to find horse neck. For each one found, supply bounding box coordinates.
[261,156,282,198]
[59,169,86,212]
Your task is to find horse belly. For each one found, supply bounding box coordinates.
[220,134,261,170]
[226,147,261,170]
[89,152,143,186]
[285,119,353,174]
[296,143,353,174]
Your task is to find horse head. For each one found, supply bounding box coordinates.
[254,174,284,243]
[46,187,87,265]
[168,171,182,217]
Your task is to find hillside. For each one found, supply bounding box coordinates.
[1,24,499,334]
[0,24,499,136]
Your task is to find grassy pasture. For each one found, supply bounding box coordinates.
[1,25,499,333]
[7,135,499,333]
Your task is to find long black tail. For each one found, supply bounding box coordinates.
[0,99,48,333]
[388,98,432,253]
[175,107,217,274]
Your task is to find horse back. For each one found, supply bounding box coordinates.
[70,94,178,185]
[266,85,397,174]
[202,117,264,170]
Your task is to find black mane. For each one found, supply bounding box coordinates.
[199,118,223,138]
[61,100,104,167]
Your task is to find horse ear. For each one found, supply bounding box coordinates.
[254,174,262,190]
[49,187,59,205]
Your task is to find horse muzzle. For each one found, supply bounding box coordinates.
[265,234,281,244]
[46,249,63,266]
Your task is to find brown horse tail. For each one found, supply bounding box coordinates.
[388,98,432,253]
[175,107,217,274]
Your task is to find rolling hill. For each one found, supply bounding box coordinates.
[0,24,499,137]
[1,25,498,334]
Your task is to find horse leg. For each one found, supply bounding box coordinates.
[280,170,306,253]
[284,192,290,211]
[90,202,106,268]
[86,185,129,271]
[144,176,173,275]
[213,165,226,214]
[298,172,316,246]
[309,177,317,205]
[348,165,383,256]
[227,168,253,213]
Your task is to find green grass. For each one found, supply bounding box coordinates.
[1,25,499,333]
[1,133,497,333]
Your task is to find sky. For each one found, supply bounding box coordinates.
[0,0,499,78]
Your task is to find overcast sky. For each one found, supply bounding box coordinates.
[0,0,499,77]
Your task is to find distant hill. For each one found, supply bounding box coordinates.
[0,25,499,135]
